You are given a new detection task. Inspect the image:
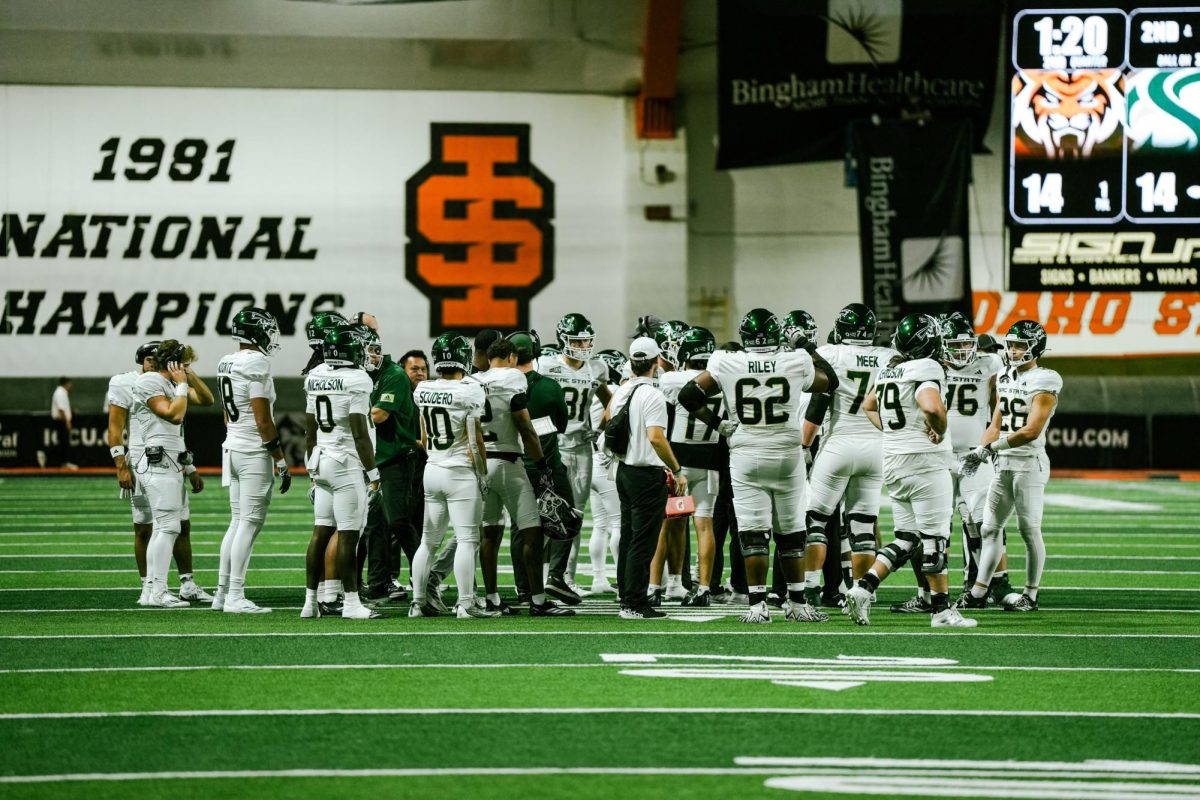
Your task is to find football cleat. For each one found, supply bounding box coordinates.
[990,576,1018,606]
[681,591,711,608]
[665,580,689,601]
[619,606,667,620]
[784,599,829,623]
[545,577,582,606]
[821,592,846,610]
[137,586,151,607]
[740,602,771,624]
[300,602,319,619]
[845,585,873,626]
[890,595,933,614]
[529,599,576,617]
[486,599,519,616]
[179,580,214,602]
[589,579,616,595]
[1003,594,1039,612]
[647,588,664,607]
[147,591,189,609]
[408,600,440,618]
[766,592,785,609]
[456,603,500,619]
[342,604,382,620]
[932,607,979,628]
[317,601,343,616]
[803,586,823,607]
[388,583,410,602]
[955,592,989,610]
[708,586,732,604]
[209,591,225,611]
[223,597,271,614]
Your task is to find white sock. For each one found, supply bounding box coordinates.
[532,593,547,605]
[453,539,479,606]
[304,589,317,605]
[229,517,263,601]
[317,581,331,602]
[487,592,501,605]
[804,570,821,589]
[697,584,710,596]
[329,579,344,596]
[218,518,237,593]
[648,583,661,596]
[918,587,931,601]
[343,591,361,610]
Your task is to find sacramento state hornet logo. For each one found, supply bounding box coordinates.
[406,123,555,336]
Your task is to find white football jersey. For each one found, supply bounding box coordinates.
[875,357,946,457]
[706,348,814,452]
[415,377,486,469]
[304,363,374,467]
[660,368,725,446]
[945,352,1002,454]
[216,349,276,454]
[997,365,1062,460]
[537,354,607,435]
[131,372,183,451]
[107,370,144,452]
[475,367,529,455]
[589,384,618,433]
[818,343,898,442]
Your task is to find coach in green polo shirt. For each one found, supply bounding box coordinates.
[357,317,423,601]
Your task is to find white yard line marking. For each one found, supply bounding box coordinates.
[5,584,1195,593]
[3,606,1197,615]
[1044,494,1162,512]
[5,631,1199,640]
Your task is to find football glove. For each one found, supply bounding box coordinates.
[538,484,582,541]
[477,475,491,501]
[275,461,292,494]
[787,328,817,351]
[803,445,814,470]
[367,481,381,505]
[717,419,739,438]
[960,444,994,478]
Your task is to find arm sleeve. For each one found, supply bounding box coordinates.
[510,391,529,413]
[804,392,830,426]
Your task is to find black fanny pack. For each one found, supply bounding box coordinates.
[145,446,165,465]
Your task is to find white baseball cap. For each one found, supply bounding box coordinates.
[629,336,661,361]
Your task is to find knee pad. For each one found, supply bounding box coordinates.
[981,524,1003,543]
[962,519,981,542]
[805,510,829,547]
[877,530,918,570]
[776,531,805,560]
[456,527,481,546]
[738,529,770,558]
[920,533,949,575]
[848,514,877,553]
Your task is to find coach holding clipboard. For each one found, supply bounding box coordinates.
[605,336,688,620]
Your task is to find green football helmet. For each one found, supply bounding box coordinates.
[596,348,628,384]
[676,326,716,367]
[556,313,595,360]
[352,323,384,373]
[738,308,782,352]
[653,319,690,366]
[782,309,818,347]
[507,330,541,363]
[322,325,367,369]
[431,332,473,374]
[834,303,878,346]
[892,314,942,361]
[939,312,977,368]
[231,306,281,356]
[1005,319,1048,365]
[306,311,349,349]
[539,342,562,358]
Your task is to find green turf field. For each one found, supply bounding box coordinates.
[1,476,1198,799]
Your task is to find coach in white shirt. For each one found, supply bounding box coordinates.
[50,377,77,469]
[608,337,688,619]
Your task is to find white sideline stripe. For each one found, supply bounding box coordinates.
[2,662,1196,676]
[6,631,1199,640]
[3,606,1198,615]
[2,706,1198,723]
[5,585,1197,593]
[1044,493,1162,512]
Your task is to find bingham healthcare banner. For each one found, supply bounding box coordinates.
[0,86,624,377]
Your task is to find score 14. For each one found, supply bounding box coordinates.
[1134,172,1179,213]
[1021,172,1064,214]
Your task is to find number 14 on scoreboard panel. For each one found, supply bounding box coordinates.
[1022,170,1200,221]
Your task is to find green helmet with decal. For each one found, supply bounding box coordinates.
[676,326,716,367]
[351,323,383,373]
[322,324,367,369]
[306,311,349,350]
[1005,319,1048,365]
[938,312,977,368]
[782,309,818,347]
[738,308,782,352]
[596,348,628,384]
[891,313,942,361]
[431,332,473,374]
[653,319,690,366]
[834,303,877,346]
[556,313,595,360]
[231,307,281,356]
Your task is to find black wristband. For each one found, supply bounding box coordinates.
[263,437,281,452]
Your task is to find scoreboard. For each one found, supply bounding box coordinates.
[1005,3,1200,291]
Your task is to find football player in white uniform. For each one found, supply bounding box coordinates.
[960,320,1062,612]
[212,307,293,614]
[678,309,837,624]
[847,314,977,628]
[587,349,627,595]
[476,336,551,616]
[410,333,496,619]
[537,313,614,599]
[801,303,898,604]
[130,340,214,608]
[302,326,381,620]
[108,340,211,605]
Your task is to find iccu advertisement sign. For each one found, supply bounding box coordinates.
[0,86,624,377]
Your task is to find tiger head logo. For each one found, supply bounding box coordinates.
[1012,70,1124,159]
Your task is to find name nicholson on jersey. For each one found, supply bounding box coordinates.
[306,376,351,393]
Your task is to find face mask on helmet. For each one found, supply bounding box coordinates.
[943,337,977,367]
[1005,337,1034,365]
[556,314,595,361]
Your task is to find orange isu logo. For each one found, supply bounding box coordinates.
[406,123,555,335]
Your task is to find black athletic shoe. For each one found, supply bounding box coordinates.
[529,599,576,617]
[361,585,391,602]
[955,592,988,610]
[486,598,519,616]
[990,576,1017,606]
[1004,594,1039,612]
[545,577,582,606]
[620,605,667,619]
[766,592,785,609]
[708,586,731,603]
[821,592,846,609]
[317,601,343,616]
[387,585,410,602]
[890,595,933,614]
[514,592,531,606]
[803,586,823,607]
[681,591,711,607]
[647,588,664,607]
